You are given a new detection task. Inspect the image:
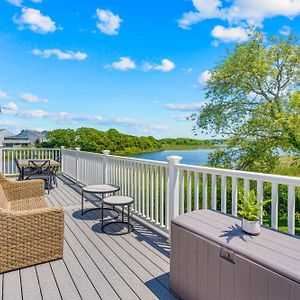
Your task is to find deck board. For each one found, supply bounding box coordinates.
[2,271,22,300]
[20,267,42,300]
[1,175,177,300]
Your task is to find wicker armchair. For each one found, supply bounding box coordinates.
[0,173,64,273]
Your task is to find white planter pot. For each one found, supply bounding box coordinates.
[241,218,261,235]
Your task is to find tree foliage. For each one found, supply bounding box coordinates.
[42,128,163,154]
[193,32,300,172]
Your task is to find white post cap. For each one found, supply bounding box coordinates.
[75,147,81,151]
[167,156,182,164]
[102,150,110,155]
[61,146,65,149]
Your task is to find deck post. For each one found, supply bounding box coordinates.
[60,146,65,173]
[167,156,182,240]
[0,144,3,174]
[75,147,81,185]
[102,150,110,184]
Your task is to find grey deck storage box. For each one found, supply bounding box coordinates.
[170,209,300,300]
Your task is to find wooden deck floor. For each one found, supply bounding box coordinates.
[0,176,177,300]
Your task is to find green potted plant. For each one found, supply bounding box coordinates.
[238,190,270,235]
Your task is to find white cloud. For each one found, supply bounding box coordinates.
[6,0,22,6]
[0,90,9,99]
[211,25,248,42]
[32,49,87,60]
[170,113,192,122]
[279,25,291,35]
[165,102,204,111]
[4,102,18,110]
[182,67,193,73]
[179,0,300,36]
[107,57,136,71]
[31,0,42,3]
[96,9,122,35]
[142,59,175,72]
[19,92,48,103]
[198,70,211,87]
[1,105,166,133]
[13,8,59,34]
[178,0,223,29]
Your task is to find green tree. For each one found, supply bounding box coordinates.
[193,32,300,172]
[42,129,76,148]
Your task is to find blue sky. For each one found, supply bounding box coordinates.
[0,0,300,138]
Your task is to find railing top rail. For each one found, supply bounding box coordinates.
[107,154,168,167]
[2,148,61,151]
[177,163,300,186]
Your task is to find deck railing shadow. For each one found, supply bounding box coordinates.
[145,274,177,300]
[58,174,171,258]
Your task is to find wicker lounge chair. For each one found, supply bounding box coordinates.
[0,173,64,273]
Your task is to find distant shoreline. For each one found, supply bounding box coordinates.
[118,144,219,156]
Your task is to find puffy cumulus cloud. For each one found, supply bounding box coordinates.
[1,105,166,133]
[178,0,300,41]
[198,70,211,87]
[211,25,248,42]
[32,49,87,60]
[6,0,22,6]
[178,0,223,29]
[13,8,59,34]
[165,102,204,111]
[142,59,175,72]
[19,92,48,103]
[96,9,122,35]
[279,25,291,35]
[170,113,192,122]
[4,102,18,110]
[0,90,10,99]
[106,57,136,71]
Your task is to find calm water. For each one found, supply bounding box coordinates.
[130,149,214,165]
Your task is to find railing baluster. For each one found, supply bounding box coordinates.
[202,172,207,209]
[194,172,199,211]
[179,170,184,214]
[160,167,164,227]
[211,174,217,210]
[155,166,159,223]
[187,171,191,212]
[221,175,227,213]
[244,178,250,196]
[231,176,238,216]
[146,165,150,219]
[257,180,264,224]
[271,183,278,229]
[288,185,295,235]
[150,166,154,221]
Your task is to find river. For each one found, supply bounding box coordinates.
[130,149,215,165]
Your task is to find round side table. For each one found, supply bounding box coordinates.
[101,196,134,235]
[81,184,120,220]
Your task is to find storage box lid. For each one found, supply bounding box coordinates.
[172,209,300,284]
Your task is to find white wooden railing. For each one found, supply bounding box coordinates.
[1,146,298,235]
[0,146,61,176]
[61,149,300,236]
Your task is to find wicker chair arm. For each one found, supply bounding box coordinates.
[0,207,64,273]
[3,179,45,202]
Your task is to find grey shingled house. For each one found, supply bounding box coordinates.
[4,129,47,148]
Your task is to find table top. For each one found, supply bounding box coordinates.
[18,159,61,168]
[103,195,134,205]
[82,184,120,194]
[172,209,300,284]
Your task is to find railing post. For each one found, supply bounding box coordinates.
[0,144,3,174]
[60,146,65,173]
[75,147,81,185]
[167,156,182,239]
[102,150,110,184]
